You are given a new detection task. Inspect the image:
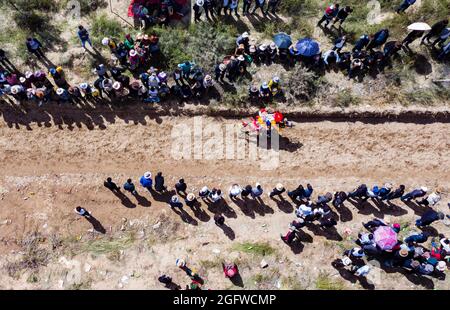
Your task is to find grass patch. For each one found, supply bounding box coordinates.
[332,89,361,108]
[82,233,135,256]
[315,272,345,290]
[285,65,328,105]
[232,242,276,256]
[281,275,305,290]
[199,259,223,270]
[90,13,127,43]
[68,280,93,290]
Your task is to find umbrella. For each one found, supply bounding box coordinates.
[374,226,398,250]
[273,33,292,49]
[274,112,284,123]
[295,38,320,57]
[407,22,431,31]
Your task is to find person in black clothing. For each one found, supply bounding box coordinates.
[363,218,387,231]
[333,6,352,27]
[348,184,369,200]
[269,183,285,198]
[104,177,120,192]
[421,19,449,45]
[0,49,14,70]
[332,191,348,208]
[155,172,167,192]
[416,210,444,227]
[204,0,215,20]
[402,30,424,51]
[175,179,187,195]
[242,0,252,15]
[383,184,405,201]
[383,41,403,59]
[26,37,44,58]
[193,0,203,23]
[241,185,252,199]
[185,193,198,208]
[265,0,279,15]
[288,185,305,201]
[281,219,306,244]
[214,63,226,83]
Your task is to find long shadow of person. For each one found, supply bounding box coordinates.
[306,223,343,241]
[270,195,294,213]
[335,203,353,222]
[331,260,375,290]
[112,190,136,208]
[206,199,237,219]
[217,223,235,240]
[398,268,435,290]
[347,198,384,218]
[252,197,274,216]
[229,274,244,288]
[288,239,305,254]
[150,188,176,203]
[86,215,106,234]
[132,192,152,207]
[402,200,430,216]
[171,206,198,226]
[383,201,408,216]
[164,282,182,290]
[188,201,211,222]
[230,197,255,218]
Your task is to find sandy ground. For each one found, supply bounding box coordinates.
[0,113,449,290]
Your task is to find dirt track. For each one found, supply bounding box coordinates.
[0,113,449,290]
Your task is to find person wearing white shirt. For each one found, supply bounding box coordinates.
[417,190,441,207]
[229,184,242,199]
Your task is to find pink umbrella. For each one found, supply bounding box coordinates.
[374,226,398,250]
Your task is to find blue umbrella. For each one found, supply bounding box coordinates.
[295,38,320,57]
[273,33,292,49]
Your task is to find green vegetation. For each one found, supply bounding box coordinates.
[332,89,361,108]
[281,275,305,290]
[82,233,135,256]
[91,13,127,43]
[233,242,276,256]
[60,0,108,15]
[315,272,345,290]
[285,65,328,105]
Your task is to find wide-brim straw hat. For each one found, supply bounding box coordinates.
[204,74,212,81]
[262,82,269,89]
[270,42,276,50]
[171,195,179,203]
[143,34,149,40]
[102,37,109,46]
[219,64,226,71]
[436,261,447,272]
[242,32,249,38]
[237,55,245,61]
[249,45,256,53]
[25,71,33,79]
[80,83,89,90]
[129,49,137,57]
[34,70,43,78]
[144,171,152,179]
[384,183,393,190]
[187,193,196,202]
[276,183,283,191]
[56,88,65,95]
[19,77,26,83]
[259,44,267,51]
[196,0,204,6]
[176,258,185,267]
[420,186,428,192]
[11,85,21,94]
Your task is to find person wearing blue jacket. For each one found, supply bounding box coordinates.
[140,171,153,190]
[352,34,370,52]
[396,0,416,14]
[366,29,389,50]
[401,186,427,202]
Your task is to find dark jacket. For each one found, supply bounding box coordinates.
[175,182,187,192]
[155,175,165,191]
[429,20,448,36]
[419,210,441,226]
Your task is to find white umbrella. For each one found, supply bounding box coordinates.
[407,22,431,31]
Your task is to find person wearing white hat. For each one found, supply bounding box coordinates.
[257,44,268,64]
[169,195,183,209]
[436,261,447,273]
[185,193,198,208]
[228,0,239,17]
[259,82,271,101]
[139,172,153,190]
[248,83,259,102]
[377,183,393,200]
[214,63,227,83]
[199,186,211,200]
[251,183,263,199]
[202,74,214,89]
[281,219,306,244]
[112,81,122,91]
[401,186,428,202]
[348,57,363,79]
[209,188,223,203]
[417,189,441,207]
[269,183,285,199]
[268,76,281,96]
[440,237,450,252]
[268,42,278,63]
[193,0,203,23]
[229,184,242,199]
[56,88,70,102]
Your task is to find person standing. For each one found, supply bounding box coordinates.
[228,0,239,16]
[77,25,92,49]
[416,210,444,227]
[185,193,198,208]
[421,19,449,45]
[396,0,416,14]
[169,195,183,209]
[333,36,347,53]
[265,0,279,15]
[0,49,14,70]
[333,6,352,27]
[438,41,450,60]
[402,30,424,51]
[430,28,450,48]
[332,191,348,208]
[269,183,285,198]
[104,177,120,192]
[193,0,203,23]
[74,206,91,219]
[317,3,340,27]
[288,184,305,201]
[154,172,167,192]
[242,0,252,15]
[140,171,153,191]
[251,183,264,199]
[401,186,428,202]
[241,185,252,199]
[26,37,44,58]
[175,179,187,196]
[123,179,137,195]
[417,189,441,207]
[229,184,242,199]
[251,0,266,16]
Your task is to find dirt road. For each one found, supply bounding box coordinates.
[0,114,449,290]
